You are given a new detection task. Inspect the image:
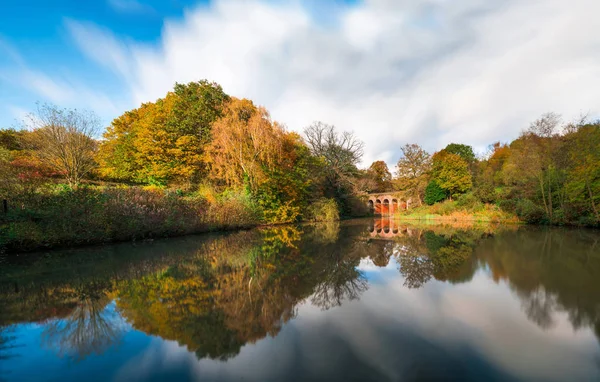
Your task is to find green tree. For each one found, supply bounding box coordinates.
[443,143,475,164]
[565,123,600,221]
[431,151,472,198]
[97,80,229,185]
[424,180,446,205]
[169,81,230,143]
[396,144,431,205]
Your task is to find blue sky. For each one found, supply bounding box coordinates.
[0,0,357,126]
[0,0,206,126]
[1,0,598,166]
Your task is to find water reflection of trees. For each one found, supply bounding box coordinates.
[368,222,484,289]
[2,220,598,363]
[0,221,483,362]
[0,326,18,360]
[112,224,373,360]
[474,228,600,341]
[0,326,19,382]
[41,288,122,361]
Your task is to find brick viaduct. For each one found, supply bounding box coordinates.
[367,192,413,215]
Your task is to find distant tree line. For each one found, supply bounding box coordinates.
[0,79,371,248]
[363,112,599,225]
[1,80,598,230]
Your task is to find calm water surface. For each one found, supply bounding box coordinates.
[1,219,599,382]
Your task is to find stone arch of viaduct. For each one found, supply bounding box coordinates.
[367,192,412,215]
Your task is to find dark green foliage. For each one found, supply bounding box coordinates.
[474,179,496,203]
[169,81,230,142]
[515,199,546,224]
[443,143,476,164]
[424,180,447,205]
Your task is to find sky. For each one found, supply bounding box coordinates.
[1,0,599,166]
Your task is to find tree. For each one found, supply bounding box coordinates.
[501,113,563,222]
[25,104,100,187]
[528,112,561,138]
[207,98,286,190]
[443,143,475,164]
[565,123,600,221]
[0,129,25,151]
[396,144,431,205]
[97,80,229,185]
[96,105,146,181]
[431,151,472,198]
[303,122,364,183]
[169,80,230,143]
[253,133,314,223]
[396,144,431,178]
[367,161,392,192]
[303,122,364,214]
[424,180,446,205]
[132,94,205,185]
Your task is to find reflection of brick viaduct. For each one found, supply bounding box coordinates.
[367,192,413,215]
[368,217,420,239]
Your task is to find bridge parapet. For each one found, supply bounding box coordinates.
[367,192,413,215]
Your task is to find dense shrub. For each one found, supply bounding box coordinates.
[344,195,370,217]
[474,182,496,203]
[0,185,261,253]
[498,199,517,214]
[437,200,458,215]
[206,191,261,229]
[306,198,340,222]
[456,193,479,209]
[424,181,446,205]
[515,199,546,224]
[578,215,600,228]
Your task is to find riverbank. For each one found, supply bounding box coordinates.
[392,200,522,224]
[0,186,341,254]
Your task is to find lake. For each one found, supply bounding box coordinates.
[1,218,599,382]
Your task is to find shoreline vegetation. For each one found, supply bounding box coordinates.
[1,80,599,254]
[0,185,344,254]
[392,200,522,224]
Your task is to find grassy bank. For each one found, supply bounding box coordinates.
[393,200,521,224]
[0,184,343,254]
[0,184,341,254]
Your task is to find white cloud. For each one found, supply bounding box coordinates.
[0,38,123,127]
[67,0,600,166]
[16,69,121,118]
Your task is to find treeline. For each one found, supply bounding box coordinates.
[0,80,374,252]
[0,79,598,253]
[383,113,599,226]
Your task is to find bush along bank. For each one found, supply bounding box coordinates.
[0,185,346,254]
